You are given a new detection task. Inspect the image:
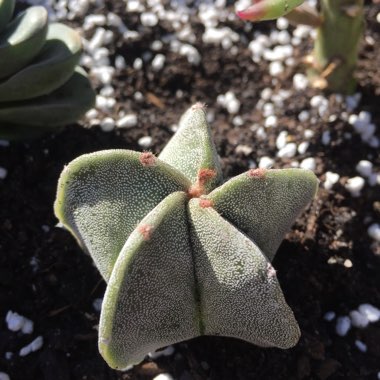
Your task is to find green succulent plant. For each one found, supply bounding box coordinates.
[0,0,95,139]
[54,103,318,370]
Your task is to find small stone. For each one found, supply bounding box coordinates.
[349,310,369,328]
[269,61,284,76]
[277,143,297,158]
[368,224,380,242]
[358,303,380,323]
[300,157,316,171]
[258,156,274,169]
[141,12,158,27]
[19,336,43,357]
[335,316,351,336]
[152,374,174,380]
[0,373,10,380]
[324,311,336,321]
[356,160,373,177]
[293,73,308,90]
[138,136,153,149]
[324,171,340,190]
[0,167,7,179]
[276,131,288,150]
[265,115,278,128]
[355,340,367,353]
[152,54,166,71]
[235,145,253,156]
[100,117,115,132]
[322,131,331,146]
[93,298,103,312]
[298,141,309,155]
[117,114,137,129]
[345,176,365,197]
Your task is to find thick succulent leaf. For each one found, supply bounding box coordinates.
[0,0,15,33]
[55,151,191,280]
[237,0,305,22]
[99,192,199,369]
[0,6,48,80]
[0,67,95,126]
[188,198,300,348]
[159,103,223,192]
[0,23,82,102]
[208,168,318,261]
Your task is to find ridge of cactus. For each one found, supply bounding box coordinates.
[159,102,223,192]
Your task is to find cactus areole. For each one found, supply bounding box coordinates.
[55,103,319,370]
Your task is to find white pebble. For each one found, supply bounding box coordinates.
[349,310,369,328]
[117,114,137,129]
[235,145,253,156]
[152,374,174,380]
[276,131,288,150]
[345,176,365,197]
[335,316,351,336]
[324,311,336,321]
[227,98,240,115]
[0,140,10,147]
[115,55,126,70]
[152,54,166,71]
[100,117,115,132]
[6,311,25,332]
[259,156,274,169]
[260,88,272,100]
[368,224,380,242]
[92,298,103,312]
[298,110,314,122]
[355,340,367,352]
[293,73,308,91]
[232,116,244,127]
[324,171,340,190]
[265,115,277,128]
[304,129,314,139]
[356,160,373,177]
[358,303,380,323]
[141,12,158,27]
[0,373,10,380]
[298,141,309,155]
[148,346,175,360]
[133,58,143,70]
[138,136,153,149]
[322,131,331,146]
[0,167,7,179]
[19,336,43,357]
[276,17,289,30]
[269,61,284,76]
[300,157,316,171]
[21,319,34,335]
[277,143,297,158]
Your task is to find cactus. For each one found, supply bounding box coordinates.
[0,1,95,138]
[54,104,318,370]
[237,0,364,94]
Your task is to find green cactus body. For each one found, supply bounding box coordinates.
[309,0,364,94]
[0,2,95,138]
[55,104,319,370]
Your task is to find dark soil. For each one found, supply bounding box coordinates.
[1,1,380,380]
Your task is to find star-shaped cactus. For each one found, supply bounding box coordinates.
[54,103,318,370]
